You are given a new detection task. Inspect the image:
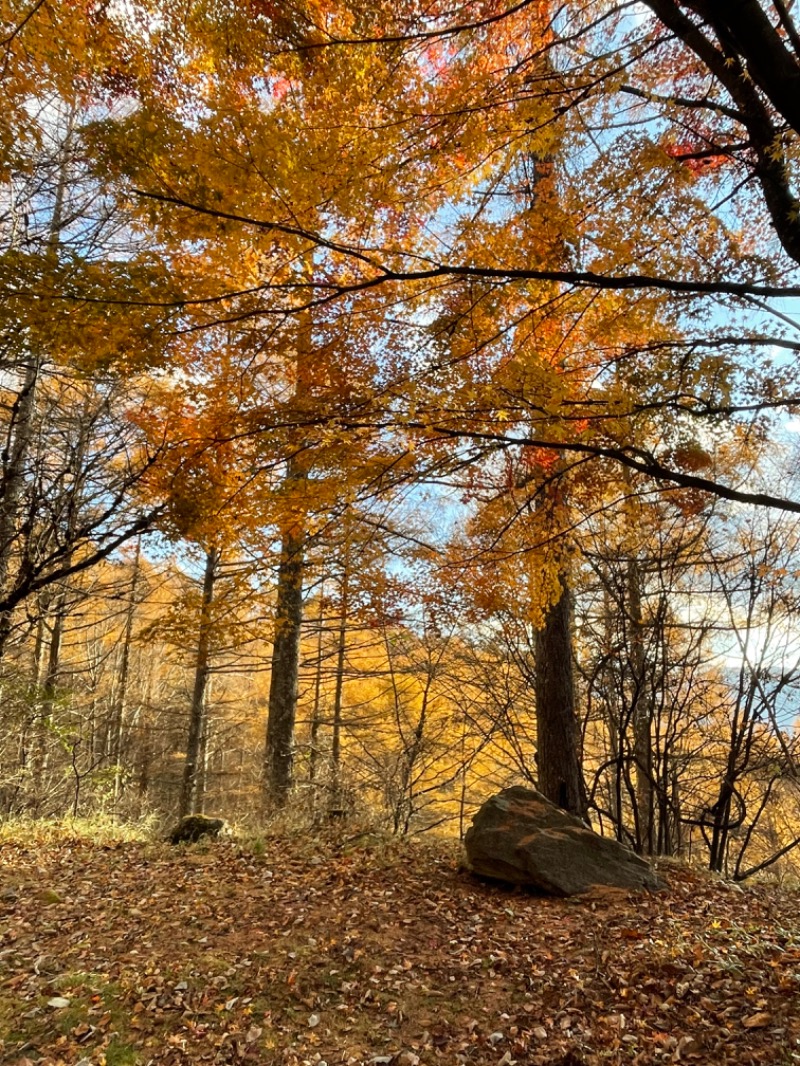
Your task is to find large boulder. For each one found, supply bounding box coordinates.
[464,786,663,896]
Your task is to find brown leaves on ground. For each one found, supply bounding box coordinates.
[1,834,799,1066]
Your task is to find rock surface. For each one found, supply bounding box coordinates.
[464,786,663,896]
[167,814,226,845]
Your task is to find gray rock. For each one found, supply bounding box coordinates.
[464,786,663,896]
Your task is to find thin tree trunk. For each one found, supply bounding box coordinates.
[308,582,326,804]
[111,538,141,810]
[179,545,219,818]
[27,606,49,799]
[329,541,350,816]
[0,357,40,603]
[197,706,210,814]
[669,752,682,855]
[459,721,469,840]
[628,556,655,853]
[30,587,70,814]
[600,582,625,839]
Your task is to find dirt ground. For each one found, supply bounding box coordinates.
[1,831,799,1065]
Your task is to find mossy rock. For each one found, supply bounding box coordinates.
[167,814,226,845]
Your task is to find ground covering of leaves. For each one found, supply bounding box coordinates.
[2,830,800,1066]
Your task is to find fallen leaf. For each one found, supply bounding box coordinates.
[742,1012,772,1029]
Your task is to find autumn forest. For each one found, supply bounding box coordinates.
[2,0,800,885]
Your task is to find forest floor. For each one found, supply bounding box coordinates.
[1,827,800,1066]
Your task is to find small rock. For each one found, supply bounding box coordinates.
[308,1013,321,1028]
[489,1032,504,1045]
[47,997,71,1009]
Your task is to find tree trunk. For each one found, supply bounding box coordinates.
[308,582,325,804]
[179,545,218,818]
[111,538,141,811]
[197,705,210,814]
[263,521,305,808]
[628,556,655,853]
[263,290,314,812]
[534,578,587,818]
[27,605,49,804]
[329,540,350,817]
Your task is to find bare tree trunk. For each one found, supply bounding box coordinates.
[534,577,587,818]
[459,721,469,840]
[308,582,325,804]
[263,520,305,809]
[197,705,210,814]
[596,582,625,838]
[329,542,350,816]
[0,357,40,627]
[111,538,141,811]
[179,545,218,818]
[27,606,49,803]
[628,556,655,853]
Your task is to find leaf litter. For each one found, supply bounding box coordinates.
[1,835,799,1065]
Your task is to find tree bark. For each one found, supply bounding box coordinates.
[329,537,351,816]
[308,582,326,802]
[263,291,314,811]
[534,578,588,818]
[263,520,305,808]
[179,545,218,818]
[628,556,655,854]
[111,538,141,811]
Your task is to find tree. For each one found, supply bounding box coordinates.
[6,0,800,858]
[0,14,185,661]
[178,544,219,818]
[93,4,796,504]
